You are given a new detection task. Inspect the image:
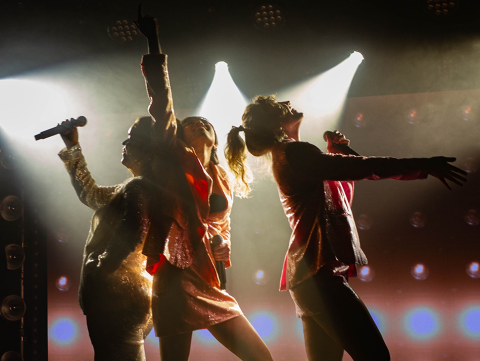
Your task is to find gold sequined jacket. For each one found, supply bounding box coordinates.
[59,144,152,316]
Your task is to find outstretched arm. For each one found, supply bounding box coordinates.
[135,4,161,54]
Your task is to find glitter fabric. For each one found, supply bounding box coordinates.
[141,53,243,336]
[59,144,153,360]
[271,140,429,298]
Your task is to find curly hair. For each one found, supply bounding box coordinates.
[225,95,288,197]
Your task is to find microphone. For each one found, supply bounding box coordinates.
[323,130,360,156]
[34,116,87,141]
[210,234,227,290]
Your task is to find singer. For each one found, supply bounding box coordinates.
[136,8,273,361]
[58,116,161,361]
[225,95,466,361]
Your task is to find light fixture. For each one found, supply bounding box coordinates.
[425,0,459,18]
[253,4,285,30]
[0,196,23,222]
[1,296,26,322]
[0,352,22,361]
[107,19,139,43]
[5,244,25,270]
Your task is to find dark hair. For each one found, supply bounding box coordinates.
[128,116,156,177]
[179,116,219,165]
[225,95,287,197]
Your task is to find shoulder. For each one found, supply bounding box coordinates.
[284,141,322,160]
[122,177,149,194]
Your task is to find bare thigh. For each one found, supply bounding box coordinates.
[208,315,274,361]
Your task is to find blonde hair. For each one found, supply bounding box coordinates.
[225,95,287,198]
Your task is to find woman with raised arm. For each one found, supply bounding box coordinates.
[224,95,467,361]
[135,8,273,361]
[59,116,160,361]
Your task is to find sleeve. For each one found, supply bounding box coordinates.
[286,142,429,182]
[59,144,118,211]
[141,53,177,147]
[96,178,150,274]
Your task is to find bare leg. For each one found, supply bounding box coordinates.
[207,315,274,361]
[302,316,343,361]
[159,332,192,361]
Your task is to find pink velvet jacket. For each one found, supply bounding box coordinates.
[272,140,429,291]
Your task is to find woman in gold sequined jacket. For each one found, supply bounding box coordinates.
[59,116,158,361]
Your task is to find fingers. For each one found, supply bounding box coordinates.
[212,243,230,261]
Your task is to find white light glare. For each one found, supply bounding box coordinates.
[198,61,247,162]
[349,51,364,66]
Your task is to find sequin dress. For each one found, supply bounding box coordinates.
[141,53,243,337]
[271,140,429,317]
[59,144,153,360]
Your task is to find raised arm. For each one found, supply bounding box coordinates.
[59,121,118,210]
[136,5,177,146]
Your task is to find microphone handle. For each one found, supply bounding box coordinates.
[333,143,360,156]
[35,116,87,141]
[211,234,227,290]
[216,260,227,290]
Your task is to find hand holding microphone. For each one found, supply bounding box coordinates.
[34,116,87,142]
[323,130,360,156]
[210,234,228,290]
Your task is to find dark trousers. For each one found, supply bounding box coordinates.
[290,268,390,361]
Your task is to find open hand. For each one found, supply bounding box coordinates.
[427,157,467,190]
[212,242,230,262]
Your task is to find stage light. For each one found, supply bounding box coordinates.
[55,276,71,292]
[358,265,374,282]
[464,209,479,226]
[277,51,364,135]
[108,20,139,43]
[1,296,26,322]
[404,307,440,340]
[49,318,78,345]
[4,244,25,270]
[253,269,268,285]
[349,51,364,66]
[0,352,22,361]
[0,196,23,222]
[407,109,418,124]
[198,61,247,160]
[194,329,217,345]
[249,311,279,342]
[367,307,386,334]
[357,214,371,230]
[409,211,426,228]
[411,263,429,280]
[463,157,477,174]
[459,306,480,338]
[462,106,472,121]
[353,112,367,128]
[253,4,285,30]
[466,262,480,279]
[425,0,458,18]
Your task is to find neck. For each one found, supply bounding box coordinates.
[283,121,301,141]
[192,144,212,169]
